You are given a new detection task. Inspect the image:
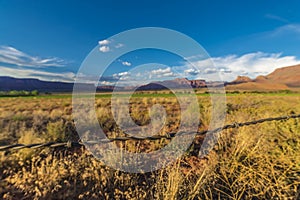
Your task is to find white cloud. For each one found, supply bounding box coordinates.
[204,68,218,74]
[99,46,110,53]
[118,71,130,76]
[150,67,176,78]
[120,76,131,81]
[0,45,79,82]
[0,65,75,82]
[99,81,114,86]
[184,52,300,81]
[184,68,200,76]
[214,52,300,77]
[113,71,131,80]
[98,39,112,52]
[219,68,232,73]
[122,61,131,66]
[98,39,111,45]
[98,39,124,52]
[0,46,66,67]
[151,67,171,75]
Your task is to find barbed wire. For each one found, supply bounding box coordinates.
[1,113,300,152]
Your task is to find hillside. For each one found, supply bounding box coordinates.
[226,64,300,90]
[266,64,300,87]
[0,77,93,92]
[137,78,206,91]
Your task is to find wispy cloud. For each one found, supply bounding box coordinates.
[0,65,75,82]
[265,14,289,23]
[270,24,300,37]
[0,46,66,67]
[0,45,76,82]
[115,43,124,48]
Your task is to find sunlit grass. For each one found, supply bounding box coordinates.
[0,93,300,199]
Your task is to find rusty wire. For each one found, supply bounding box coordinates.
[1,113,300,152]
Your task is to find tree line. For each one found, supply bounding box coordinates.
[0,90,39,97]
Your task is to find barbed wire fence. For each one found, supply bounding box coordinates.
[1,113,300,154]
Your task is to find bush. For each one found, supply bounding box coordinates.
[45,120,66,142]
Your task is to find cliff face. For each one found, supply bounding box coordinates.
[190,79,206,87]
[230,76,253,84]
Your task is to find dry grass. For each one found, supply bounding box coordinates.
[0,93,299,199]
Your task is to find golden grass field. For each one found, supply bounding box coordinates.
[0,92,300,199]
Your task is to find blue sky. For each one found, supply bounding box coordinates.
[1,0,300,83]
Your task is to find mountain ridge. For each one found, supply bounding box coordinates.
[1,64,300,92]
[226,64,300,90]
[0,76,93,92]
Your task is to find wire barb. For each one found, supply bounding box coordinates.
[1,113,300,152]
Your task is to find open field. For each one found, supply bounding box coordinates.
[0,89,299,99]
[0,92,300,199]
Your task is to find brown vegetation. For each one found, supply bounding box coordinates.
[0,93,300,199]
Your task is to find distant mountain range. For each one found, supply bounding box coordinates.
[0,77,95,92]
[0,77,207,92]
[1,64,300,92]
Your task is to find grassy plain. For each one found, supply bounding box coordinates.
[0,91,300,199]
